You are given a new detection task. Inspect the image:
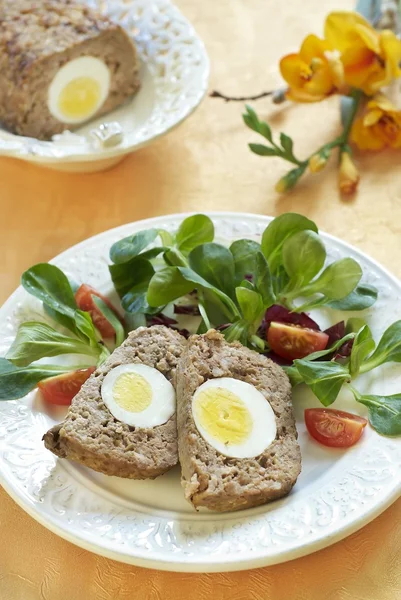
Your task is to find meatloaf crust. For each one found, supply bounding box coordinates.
[177,330,302,512]
[43,326,186,479]
[0,0,140,139]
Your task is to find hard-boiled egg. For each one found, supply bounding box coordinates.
[101,363,175,428]
[192,377,277,458]
[48,56,110,124]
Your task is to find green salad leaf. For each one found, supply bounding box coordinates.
[351,387,401,436]
[0,358,92,401]
[261,213,318,273]
[293,360,350,406]
[92,297,125,347]
[189,243,236,299]
[109,229,160,264]
[6,322,99,367]
[327,283,378,311]
[282,229,326,288]
[360,321,401,372]
[349,324,375,376]
[109,258,155,298]
[175,214,214,253]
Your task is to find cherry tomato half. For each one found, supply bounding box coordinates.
[267,321,329,361]
[38,367,96,406]
[75,284,120,339]
[305,408,367,448]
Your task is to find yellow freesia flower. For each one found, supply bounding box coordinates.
[280,34,344,102]
[339,151,360,195]
[325,11,401,95]
[351,94,401,150]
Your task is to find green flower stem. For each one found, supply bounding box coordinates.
[279,89,363,170]
[339,89,363,150]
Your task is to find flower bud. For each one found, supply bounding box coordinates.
[309,149,330,173]
[339,151,360,196]
[275,165,305,193]
[272,88,287,104]
[275,176,288,194]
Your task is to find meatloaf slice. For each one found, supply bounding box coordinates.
[43,326,186,479]
[177,330,301,512]
[0,0,140,139]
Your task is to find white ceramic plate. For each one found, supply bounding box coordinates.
[0,0,209,173]
[1,212,400,573]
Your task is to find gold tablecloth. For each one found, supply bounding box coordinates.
[1,0,401,597]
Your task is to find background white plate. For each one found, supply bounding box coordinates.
[1,212,400,572]
[0,0,209,172]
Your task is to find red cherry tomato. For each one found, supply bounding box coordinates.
[267,321,329,361]
[305,408,367,448]
[75,284,120,339]
[38,367,96,406]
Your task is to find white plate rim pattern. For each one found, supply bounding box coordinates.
[0,0,209,163]
[1,211,401,573]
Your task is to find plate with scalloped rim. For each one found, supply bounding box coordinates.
[1,212,401,573]
[0,0,209,173]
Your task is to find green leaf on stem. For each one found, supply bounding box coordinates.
[249,144,278,157]
[6,321,99,367]
[282,230,326,287]
[327,283,378,310]
[0,358,89,401]
[175,214,214,254]
[280,132,294,156]
[300,258,362,301]
[261,213,318,273]
[235,287,264,327]
[109,258,155,298]
[351,387,401,436]
[361,320,401,372]
[243,105,273,142]
[293,359,350,406]
[189,243,236,299]
[109,229,160,264]
[349,324,375,376]
[92,296,125,347]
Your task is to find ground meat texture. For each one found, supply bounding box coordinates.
[0,0,140,139]
[176,330,302,512]
[43,326,186,479]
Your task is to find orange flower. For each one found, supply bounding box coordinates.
[280,34,344,102]
[339,152,360,195]
[351,94,401,150]
[325,12,401,95]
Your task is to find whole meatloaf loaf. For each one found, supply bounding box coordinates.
[43,326,186,479]
[0,0,140,139]
[177,330,301,512]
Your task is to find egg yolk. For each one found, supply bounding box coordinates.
[193,388,253,445]
[58,77,101,120]
[112,373,152,413]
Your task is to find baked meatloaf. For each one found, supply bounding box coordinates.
[43,326,186,479]
[0,0,140,139]
[177,330,301,512]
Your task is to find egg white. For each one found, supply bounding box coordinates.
[192,377,277,458]
[101,363,175,428]
[47,56,110,124]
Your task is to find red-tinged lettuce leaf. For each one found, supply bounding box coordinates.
[173,304,201,316]
[147,313,190,338]
[324,321,346,346]
[148,314,178,326]
[265,304,320,330]
[334,338,354,360]
[264,351,293,367]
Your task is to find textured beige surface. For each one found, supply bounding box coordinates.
[1,0,400,597]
